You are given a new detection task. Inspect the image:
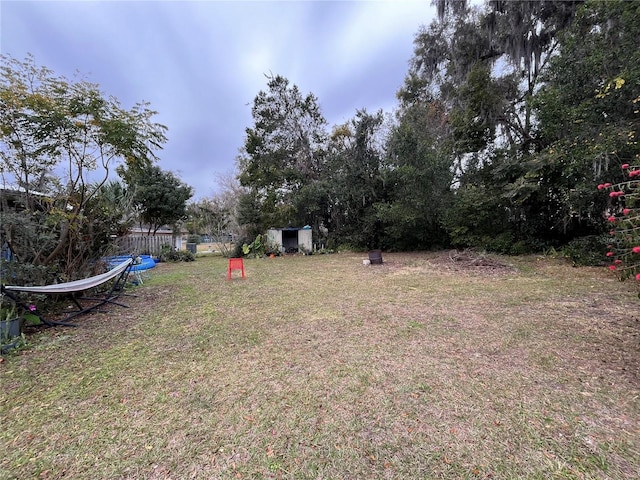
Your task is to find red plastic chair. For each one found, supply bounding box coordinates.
[227,258,245,280]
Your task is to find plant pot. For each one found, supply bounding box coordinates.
[1,317,23,354]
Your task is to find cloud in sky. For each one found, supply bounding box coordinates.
[1,0,436,199]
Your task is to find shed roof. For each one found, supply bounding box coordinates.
[268,225,311,231]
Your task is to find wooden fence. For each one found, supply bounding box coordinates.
[115,235,173,256]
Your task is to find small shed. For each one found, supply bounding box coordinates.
[267,226,312,254]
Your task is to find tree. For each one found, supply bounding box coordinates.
[529,0,639,262]
[325,110,386,249]
[237,74,328,233]
[426,0,583,152]
[77,180,136,261]
[397,1,588,252]
[187,198,229,238]
[186,197,233,255]
[123,164,193,235]
[536,0,639,181]
[381,101,454,250]
[0,54,166,281]
[236,189,266,240]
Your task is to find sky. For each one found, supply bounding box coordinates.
[1,0,437,200]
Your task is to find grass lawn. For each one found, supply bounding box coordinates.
[1,252,639,479]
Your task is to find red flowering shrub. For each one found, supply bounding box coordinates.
[599,162,640,290]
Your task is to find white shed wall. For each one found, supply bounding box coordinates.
[298,229,312,252]
[267,229,283,252]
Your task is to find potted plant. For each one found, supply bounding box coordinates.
[0,302,24,354]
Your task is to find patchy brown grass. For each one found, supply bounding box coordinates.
[1,252,639,479]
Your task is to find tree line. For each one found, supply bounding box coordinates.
[233,0,639,265]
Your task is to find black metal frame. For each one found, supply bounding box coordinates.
[1,261,133,327]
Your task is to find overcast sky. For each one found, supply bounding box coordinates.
[1,0,437,200]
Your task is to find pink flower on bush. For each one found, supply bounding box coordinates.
[604,182,612,187]
[606,251,614,257]
[633,246,640,254]
[621,163,630,169]
[623,208,631,215]
[614,259,622,265]
[629,170,640,178]
[609,265,617,271]
[636,273,640,281]
[28,304,36,311]
[609,191,625,198]
[608,216,617,223]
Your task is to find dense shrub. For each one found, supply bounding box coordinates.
[599,163,640,291]
[158,245,195,262]
[562,235,609,266]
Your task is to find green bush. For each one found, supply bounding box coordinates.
[158,245,195,262]
[241,234,280,258]
[562,235,608,266]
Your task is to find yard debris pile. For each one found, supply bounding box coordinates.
[443,249,516,274]
[386,251,518,277]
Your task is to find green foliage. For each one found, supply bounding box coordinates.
[600,164,640,286]
[0,300,28,353]
[0,54,166,284]
[448,63,505,153]
[325,110,386,250]
[533,0,640,245]
[122,164,193,235]
[530,0,639,278]
[231,240,247,259]
[395,0,591,253]
[236,191,266,239]
[382,101,453,250]
[237,74,328,233]
[562,235,608,267]
[231,1,636,261]
[242,235,262,257]
[158,245,195,263]
[241,234,278,258]
[0,302,18,322]
[186,197,231,246]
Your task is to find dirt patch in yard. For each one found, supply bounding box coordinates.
[375,249,518,277]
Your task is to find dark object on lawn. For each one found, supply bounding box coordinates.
[1,316,23,354]
[368,250,383,265]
